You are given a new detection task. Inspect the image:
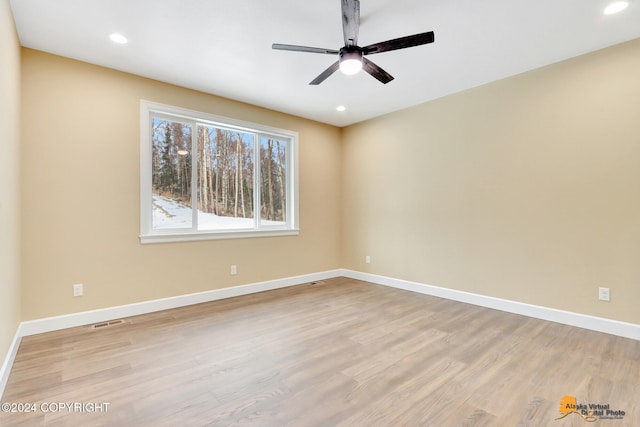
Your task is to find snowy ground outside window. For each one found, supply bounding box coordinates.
[152,194,283,230]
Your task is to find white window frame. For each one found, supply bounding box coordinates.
[140,100,299,244]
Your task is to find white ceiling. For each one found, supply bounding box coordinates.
[9,0,640,127]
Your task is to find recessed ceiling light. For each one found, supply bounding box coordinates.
[336,105,347,112]
[604,1,629,15]
[109,33,128,44]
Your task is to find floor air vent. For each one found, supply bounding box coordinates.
[91,319,125,329]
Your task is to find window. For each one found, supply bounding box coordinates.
[140,101,298,243]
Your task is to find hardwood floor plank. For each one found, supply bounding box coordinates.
[1,278,638,426]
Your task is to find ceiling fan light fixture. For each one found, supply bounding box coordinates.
[339,49,363,75]
[340,58,363,75]
[604,1,629,14]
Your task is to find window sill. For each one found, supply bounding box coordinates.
[140,229,300,244]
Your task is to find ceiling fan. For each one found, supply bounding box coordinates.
[272,0,435,85]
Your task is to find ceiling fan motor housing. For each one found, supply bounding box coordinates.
[339,46,363,61]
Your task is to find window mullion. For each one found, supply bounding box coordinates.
[191,121,198,231]
[254,134,261,230]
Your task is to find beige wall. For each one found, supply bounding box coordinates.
[0,0,21,357]
[20,49,342,320]
[14,36,640,326]
[342,39,640,324]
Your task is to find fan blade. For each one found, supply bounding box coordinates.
[272,44,339,55]
[341,0,360,47]
[362,57,394,84]
[310,61,340,85]
[362,31,434,55]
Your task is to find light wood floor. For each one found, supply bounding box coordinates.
[1,277,638,426]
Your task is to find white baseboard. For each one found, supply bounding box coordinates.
[0,328,22,400]
[342,269,640,341]
[20,269,343,337]
[3,268,638,399]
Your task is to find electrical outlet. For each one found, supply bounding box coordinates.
[365,255,371,264]
[230,265,237,275]
[598,287,610,302]
[73,283,83,297]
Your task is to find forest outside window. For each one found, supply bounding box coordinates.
[140,101,298,243]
